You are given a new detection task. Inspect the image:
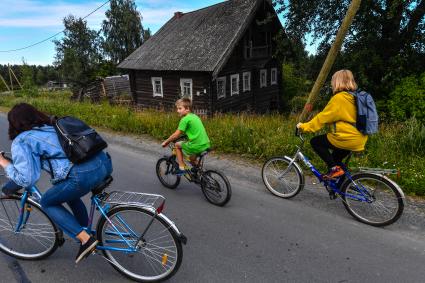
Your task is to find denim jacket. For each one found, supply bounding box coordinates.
[5,125,73,187]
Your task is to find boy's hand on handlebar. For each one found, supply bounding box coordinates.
[161,141,169,148]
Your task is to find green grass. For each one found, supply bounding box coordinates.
[1,90,424,196]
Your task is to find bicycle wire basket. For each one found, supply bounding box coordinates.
[102,191,166,211]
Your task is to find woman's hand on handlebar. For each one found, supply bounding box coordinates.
[0,151,11,168]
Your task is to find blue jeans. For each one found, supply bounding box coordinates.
[40,152,113,239]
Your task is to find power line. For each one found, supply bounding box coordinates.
[0,0,111,53]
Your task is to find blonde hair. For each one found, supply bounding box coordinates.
[331,69,358,94]
[175,97,192,111]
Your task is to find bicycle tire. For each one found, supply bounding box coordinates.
[156,157,181,189]
[261,156,304,198]
[0,195,59,260]
[96,206,183,282]
[341,173,405,227]
[200,169,232,206]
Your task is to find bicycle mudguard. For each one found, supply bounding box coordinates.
[342,172,405,200]
[113,204,187,245]
[284,156,305,179]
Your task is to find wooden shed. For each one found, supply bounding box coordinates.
[118,0,285,114]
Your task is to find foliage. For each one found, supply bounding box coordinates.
[20,61,39,97]
[273,0,425,99]
[387,72,425,123]
[102,0,147,64]
[281,63,310,111]
[54,15,103,90]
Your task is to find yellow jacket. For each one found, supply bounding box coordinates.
[299,91,368,151]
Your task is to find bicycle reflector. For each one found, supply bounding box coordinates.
[156,201,165,214]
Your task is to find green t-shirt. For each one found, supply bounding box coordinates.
[178,113,210,153]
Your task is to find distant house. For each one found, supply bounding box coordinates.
[46,81,68,91]
[118,0,285,114]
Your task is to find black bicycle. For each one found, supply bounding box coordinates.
[156,137,231,206]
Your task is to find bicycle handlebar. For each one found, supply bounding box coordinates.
[0,151,12,162]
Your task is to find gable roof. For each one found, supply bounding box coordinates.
[118,0,263,77]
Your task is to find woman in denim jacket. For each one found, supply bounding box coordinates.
[0,103,113,263]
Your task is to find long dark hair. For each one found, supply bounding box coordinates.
[8,103,52,140]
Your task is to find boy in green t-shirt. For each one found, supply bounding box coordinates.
[162,98,211,175]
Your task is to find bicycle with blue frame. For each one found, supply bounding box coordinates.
[261,129,405,227]
[0,155,187,282]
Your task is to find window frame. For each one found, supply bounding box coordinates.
[242,72,251,92]
[260,69,267,88]
[180,78,193,100]
[271,68,277,85]
[230,74,240,96]
[216,77,226,99]
[151,77,163,97]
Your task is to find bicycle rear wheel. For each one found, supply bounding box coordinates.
[97,206,183,282]
[341,173,405,227]
[0,195,59,260]
[156,157,181,189]
[262,156,304,198]
[200,170,232,206]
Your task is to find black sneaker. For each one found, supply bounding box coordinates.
[75,237,98,264]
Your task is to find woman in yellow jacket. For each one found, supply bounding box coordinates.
[297,69,368,179]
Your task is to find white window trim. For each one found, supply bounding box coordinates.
[243,72,251,92]
[271,68,277,85]
[230,74,240,96]
[260,69,267,88]
[217,77,226,99]
[151,77,163,97]
[180,78,193,100]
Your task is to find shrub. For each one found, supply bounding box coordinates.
[387,72,425,123]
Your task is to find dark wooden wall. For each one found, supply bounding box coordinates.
[211,2,282,113]
[129,70,212,115]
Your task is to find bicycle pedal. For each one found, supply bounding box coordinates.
[329,191,338,200]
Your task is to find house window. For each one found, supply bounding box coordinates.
[151,77,163,97]
[217,77,226,99]
[230,74,239,95]
[243,72,251,92]
[180,78,193,99]
[271,68,277,85]
[260,69,267,88]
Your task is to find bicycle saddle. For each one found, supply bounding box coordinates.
[198,148,211,157]
[91,175,113,195]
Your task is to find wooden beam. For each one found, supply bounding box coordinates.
[8,64,13,91]
[298,0,362,122]
[0,74,11,91]
[9,67,23,89]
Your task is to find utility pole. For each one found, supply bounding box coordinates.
[298,0,362,122]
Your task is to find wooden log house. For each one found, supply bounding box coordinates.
[118,0,285,115]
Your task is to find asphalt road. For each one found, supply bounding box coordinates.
[0,113,425,283]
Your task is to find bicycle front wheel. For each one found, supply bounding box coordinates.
[262,156,304,198]
[200,170,232,206]
[156,157,181,189]
[341,173,405,227]
[0,195,59,260]
[97,206,183,282]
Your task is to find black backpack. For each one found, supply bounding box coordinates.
[52,116,107,164]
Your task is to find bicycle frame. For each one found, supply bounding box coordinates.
[14,186,186,254]
[287,134,374,203]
